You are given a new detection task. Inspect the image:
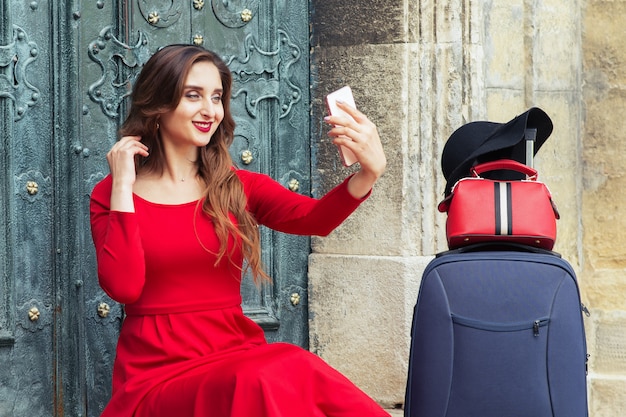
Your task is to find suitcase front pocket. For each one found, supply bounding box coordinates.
[447,314,553,417]
[452,314,549,336]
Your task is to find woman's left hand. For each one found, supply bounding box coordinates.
[326,101,387,198]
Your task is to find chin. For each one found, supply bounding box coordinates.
[192,135,213,147]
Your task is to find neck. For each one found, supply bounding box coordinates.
[161,147,199,183]
[180,164,197,182]
[159,160,197,184]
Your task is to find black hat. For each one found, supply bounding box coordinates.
[441,107,553,196]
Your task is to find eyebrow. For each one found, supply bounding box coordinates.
[183,85,223,94]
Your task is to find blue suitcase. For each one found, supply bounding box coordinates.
[404,245,589,417]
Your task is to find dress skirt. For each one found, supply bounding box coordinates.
[100,306,391,417]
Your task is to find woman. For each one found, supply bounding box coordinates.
[90,44,389,417]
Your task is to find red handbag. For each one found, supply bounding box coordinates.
[437,159,560,250]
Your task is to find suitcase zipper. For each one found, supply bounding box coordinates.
[451,314,550,335]
[581,303,591,317]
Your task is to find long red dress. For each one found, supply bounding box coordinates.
[90,169,390,417]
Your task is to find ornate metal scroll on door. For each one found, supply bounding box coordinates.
[87,27,150,119]
[0,25,41,121]
[225,30,302,120]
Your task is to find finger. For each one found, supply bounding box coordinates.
[107,148,148,162]
[328,120,375,143]
[110,136,148,155]
[332,124,382,156]
[120,135,142,143]
[335,101,368,122]
[327,125,354,139]
[117,136,148,150]
[332,136,357,151]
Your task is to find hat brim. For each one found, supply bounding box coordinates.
[443,107,553,195]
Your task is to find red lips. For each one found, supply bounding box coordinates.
[193,121,212,133]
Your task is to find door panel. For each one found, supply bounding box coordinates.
[74,4,139,415]
[0,0,310,417]
[1,1,310,415]
[0,0,55,415]
[193,2,311,341]
[77,1,310,415]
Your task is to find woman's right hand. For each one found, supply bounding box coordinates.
[106,136,149,211]
[107,136,148,185]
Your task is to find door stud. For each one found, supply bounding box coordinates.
[288,179,300,192]
[193,35,204,45]
[290,293,301,306]
[241,9,253,22]
[28,307,40,321]
[241,150,253,164]
[97,302,111,318]
[26,181,39,195]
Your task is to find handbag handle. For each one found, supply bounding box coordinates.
[439,159,543,213]
[471,159,538,179]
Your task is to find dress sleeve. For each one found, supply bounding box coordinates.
[89,176,146,304]
[238,170,371,236]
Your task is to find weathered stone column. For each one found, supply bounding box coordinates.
[582,1,626,415]
[308,0,626,413]
[308,0,479,407]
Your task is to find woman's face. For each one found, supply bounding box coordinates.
[158,61,225,150]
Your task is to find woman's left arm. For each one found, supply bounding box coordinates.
[240,104,386,236]
[239,170,364,236]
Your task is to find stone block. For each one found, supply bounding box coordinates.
[308,254,433,407]
[589,377,626,417]
[533,2,582,90]
[311,43,451,256]
[310,0,407,46]
[483,1,525,88]
[590,310,626,375]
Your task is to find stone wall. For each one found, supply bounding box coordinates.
[309,0,625,414]
[582,1,626,415]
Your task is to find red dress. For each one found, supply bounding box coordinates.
[90,169,390,417]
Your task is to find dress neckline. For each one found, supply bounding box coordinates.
[133,192,202,208]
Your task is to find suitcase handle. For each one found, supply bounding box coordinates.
[471,159,538,179]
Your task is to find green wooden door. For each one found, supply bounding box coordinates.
[0,1,311,415]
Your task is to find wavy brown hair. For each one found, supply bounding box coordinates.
[119,44,270,284]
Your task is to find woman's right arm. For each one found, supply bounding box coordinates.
[90,177,146,304]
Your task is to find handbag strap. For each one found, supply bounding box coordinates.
[471,159,538,180]
[437,194,452,213]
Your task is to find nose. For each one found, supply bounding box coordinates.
[200,98,216,118]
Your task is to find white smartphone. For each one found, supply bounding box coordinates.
[325,86,358,167]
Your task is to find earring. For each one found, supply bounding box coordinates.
[156,122,160,130]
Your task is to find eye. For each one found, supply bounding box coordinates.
[211,94,222,104]
[185,92,201,100]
